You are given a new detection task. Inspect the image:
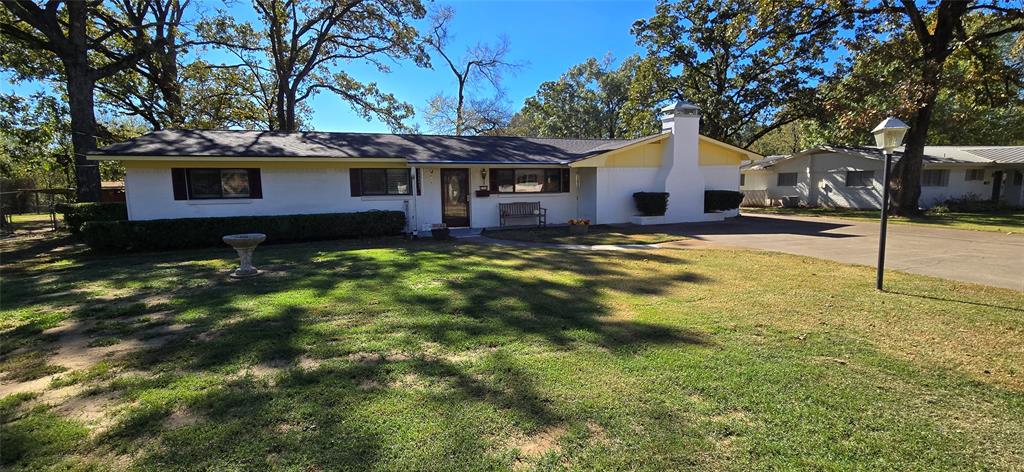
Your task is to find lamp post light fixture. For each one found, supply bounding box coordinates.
[871,117,910,291]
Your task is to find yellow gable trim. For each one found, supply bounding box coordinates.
[569,134,669,168]
[698,136,759,166]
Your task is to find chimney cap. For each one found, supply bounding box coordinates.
[660,100,700,116]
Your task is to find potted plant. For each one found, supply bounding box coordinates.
[568,218,590,235]
[430,223,450,240]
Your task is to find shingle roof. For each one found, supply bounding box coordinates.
[92,129,659,165]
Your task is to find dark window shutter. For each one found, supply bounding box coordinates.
[415,168,421,196]
[561,169,570,192]
[350,168,362,196]
[172,168,188,200]
[490,168,499,192]
[247,169,262,198]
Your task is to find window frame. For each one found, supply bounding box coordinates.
[921,169,950,187]
[350,168,412,196]
[490,168,570,194]
[844,170,875,188]
[179,168,261,200]
[776,172,798,187]
[964,169,985,181]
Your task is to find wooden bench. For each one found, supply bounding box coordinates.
[499,202,547,227]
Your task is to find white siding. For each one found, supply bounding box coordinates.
[703,164,740,191]
[918,167,999,208]
[125,167,409,221]
[740,152,1022,209]
[594,167,661,224]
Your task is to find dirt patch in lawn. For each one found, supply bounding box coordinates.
[508,423,567,466]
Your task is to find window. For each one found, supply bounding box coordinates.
[172,168,261,200]
[350,168,411,196]
[740,174,745,186]
[845,170,874,187]
[1015,171,1023,186]
[490,168,569,193]
[777,172,798,186]
[965,169,985,181]
[921,169,949,187]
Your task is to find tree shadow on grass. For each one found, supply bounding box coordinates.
[4,239,715,469]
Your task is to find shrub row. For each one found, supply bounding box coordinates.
[79,211,406,252]
[932,193,1014,213]
[55,202,128,234]
[704,190,744,213]
[633,192,669,216]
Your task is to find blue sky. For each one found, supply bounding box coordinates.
[1,0,657,133]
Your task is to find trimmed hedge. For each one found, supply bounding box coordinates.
[55,202,128,234]
[633,192,669,216]
[79,211,406,252]
[704,190,744,212]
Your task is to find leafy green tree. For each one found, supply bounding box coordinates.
[809,16,1024,148]
[0,1,182,201]
[631,0,846,147]
[840,1,1023,215]
[505,55,654,139]
[199,0,428,132]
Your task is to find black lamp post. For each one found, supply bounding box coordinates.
[871,117,910,291]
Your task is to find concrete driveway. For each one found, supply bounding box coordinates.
[663,214,1024,291]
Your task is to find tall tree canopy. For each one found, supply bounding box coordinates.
[833,1,1023,214]
[504,55,656,139]
[631,0,847,148]
[421,6,518,135]
[200,0,428,132]
[0,0,183,201]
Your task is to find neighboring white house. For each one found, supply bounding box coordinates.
[90,102,760,232]
[740,145,1024,209]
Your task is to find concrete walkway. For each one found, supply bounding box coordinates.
[472,215,1024,290]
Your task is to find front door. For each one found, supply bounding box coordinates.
[991,171,1003,202]
[441,168,470,227]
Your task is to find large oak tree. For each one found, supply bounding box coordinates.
[0,0,182,201]
[843,1,1023,214]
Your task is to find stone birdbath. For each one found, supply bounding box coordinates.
[222,233,267,278]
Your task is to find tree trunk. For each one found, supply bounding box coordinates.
[274,76,291,131]
[65,1,100,202]
[158,29,182,128]
[455,79,466,136]
[890,61,943,216]
[66,63,101,202]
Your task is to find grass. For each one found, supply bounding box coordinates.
[483,225,686,245]
[1,230,1023,470]
[742,206,1024,233]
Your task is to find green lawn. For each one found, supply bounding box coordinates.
[2,232,1023,470]
[483,225,686,245]
[742,206,1024,233]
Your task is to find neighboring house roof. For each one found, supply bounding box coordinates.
[741,154,790,171]
[740,145,1024,170]
[930,146,1024,164]
[90,129,662,165]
